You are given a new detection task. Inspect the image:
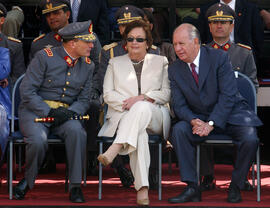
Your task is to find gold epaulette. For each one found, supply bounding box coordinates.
[44,48,53,57]
[103,42,118,51]
[151,45,157,50]
[237,43,251,50]
[33,34,46,43]
[8,36,21,43]
[85,57,91,64]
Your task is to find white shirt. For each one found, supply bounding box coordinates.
[220,0,236,43]
[188,49,200,74]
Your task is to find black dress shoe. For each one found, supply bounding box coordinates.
[117,166,134,188]
[168,186,201,203]
[200,175,216,191]
[227,182,242,203]
[13,178,29,200]
[69,187,85,203]
[240,179,253,191]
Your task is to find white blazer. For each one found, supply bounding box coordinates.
[98,53,171,139]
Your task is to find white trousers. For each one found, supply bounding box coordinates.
[114,101,163,190]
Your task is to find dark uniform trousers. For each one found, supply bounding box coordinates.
[171,120,258,189]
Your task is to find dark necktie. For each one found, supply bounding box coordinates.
[190,63,198,86]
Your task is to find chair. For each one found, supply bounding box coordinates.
[97,105,163,200]
[196,71,261,202]
[7,74,87,199]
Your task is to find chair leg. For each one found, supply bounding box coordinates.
[9,141,13,200]
[83,150,87,187]
[256,145,261,202]
[18,146,22,173]
[252,163,255,188]
[196,144,200,185]
[168,150,172,174]
[158,143,162,200]
[98,142,103,200]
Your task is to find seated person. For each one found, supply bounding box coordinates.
[0,47,11,163]
[168,23,262,203]
[97,20,171,206]
[13,20,96,203]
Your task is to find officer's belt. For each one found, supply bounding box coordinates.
[44,100,69,109]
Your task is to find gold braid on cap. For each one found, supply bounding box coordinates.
[74,23,96,41]
[117,12,142,24]
[42,4,67,14]
[208,10,234,21]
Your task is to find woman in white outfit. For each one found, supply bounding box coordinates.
[97,20,171,206]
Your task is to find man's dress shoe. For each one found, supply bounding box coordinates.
[69,187,85,203]
[14,178,29,200]
[200,175,216,191]
[241,179,253,191]
[168,186,201,203]
[117,166,134,188]
[227,182,242,203]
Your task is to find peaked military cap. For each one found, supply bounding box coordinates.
[206,3,236,22]
[58,20,96,42]
[115,5,144,25]
[0,3,7,17]
[40,0,70,15]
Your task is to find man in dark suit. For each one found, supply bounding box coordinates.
[168,23,262,203]
[198,0,264,60]
[70,0,110,46]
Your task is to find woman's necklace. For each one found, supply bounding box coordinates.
[131,58,144,65]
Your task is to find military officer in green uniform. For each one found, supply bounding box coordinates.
[97,5,161,189]
[0,3,25,88]
[13,20,96,203]
[200,3,258,192]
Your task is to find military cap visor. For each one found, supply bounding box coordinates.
[41,0,70,14]
[206,3,235,22]
[58,20,96,42]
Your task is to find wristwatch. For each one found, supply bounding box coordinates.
[208,120,214,126]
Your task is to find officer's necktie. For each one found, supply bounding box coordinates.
[72,0,80,22]
[190,63,198,86]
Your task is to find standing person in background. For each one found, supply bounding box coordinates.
[70,0,110,46]
[0,3,25,89]
[198,0,264,61]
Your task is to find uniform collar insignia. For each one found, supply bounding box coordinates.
[212,43,220,49]
[64,56,78,67]
[222,43,230,51]
[54,33,61,42]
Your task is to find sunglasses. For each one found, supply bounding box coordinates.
[126,37,147,43]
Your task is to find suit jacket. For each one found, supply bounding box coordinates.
[198,0,264,59]
[73,0,110,46]
[98,53,171,139]
[168,46,262,129]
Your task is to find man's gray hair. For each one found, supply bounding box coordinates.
[188,25,201,45]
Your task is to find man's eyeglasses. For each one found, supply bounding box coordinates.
[126,37,147,43]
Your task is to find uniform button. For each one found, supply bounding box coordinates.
[66,81,70,85]
[63,88,66,91]
[62,94,65,97]
[67,72,71,76]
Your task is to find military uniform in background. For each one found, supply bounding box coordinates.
[207,41,259,90]
[0,32,25,88]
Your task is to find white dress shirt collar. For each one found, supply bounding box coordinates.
[188,49,200,74]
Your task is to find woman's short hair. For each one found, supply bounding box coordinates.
[122,20,153,49]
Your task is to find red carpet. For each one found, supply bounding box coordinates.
[0,163,270,207]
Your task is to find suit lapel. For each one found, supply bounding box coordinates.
[198,47,211,90]
[179,61,198,92]
[123,54,139,95]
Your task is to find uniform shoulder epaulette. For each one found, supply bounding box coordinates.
[151,45,157,50]
[8,36,21,43]
[103,42,118,51]
[237,43,251,50]
[33,34,46,43]
[85,57,91,64]
[44,48,53,57]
